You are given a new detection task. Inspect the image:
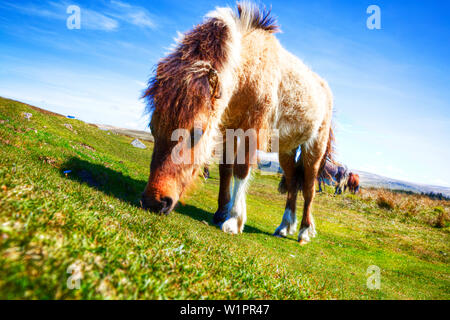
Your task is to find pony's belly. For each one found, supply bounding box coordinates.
[276,117,319,153]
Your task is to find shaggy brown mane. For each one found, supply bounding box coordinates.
[143,18,230,132]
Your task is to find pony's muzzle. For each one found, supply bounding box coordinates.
[141,194,173,215]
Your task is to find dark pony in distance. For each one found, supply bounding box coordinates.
[316,160,348,194]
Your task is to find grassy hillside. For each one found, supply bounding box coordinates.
[0,97,449,299]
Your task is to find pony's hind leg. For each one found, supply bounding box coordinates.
[298,134,329,244]
[274,152,299,237]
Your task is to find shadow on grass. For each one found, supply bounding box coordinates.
[61,157,145,207]
[176,203,273,236]
[61,157,272,236]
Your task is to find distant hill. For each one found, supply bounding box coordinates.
[353,170,450,197]
[256,152,450,197]
[94,124,153,142]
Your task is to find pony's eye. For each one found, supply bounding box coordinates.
[190,128,203,147]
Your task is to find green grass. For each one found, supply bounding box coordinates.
[0,97,449,299]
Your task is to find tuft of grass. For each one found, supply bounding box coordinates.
[433,207,448,228]
[1,97,449,300]
[376,193,395,210]
[360,187,450,227]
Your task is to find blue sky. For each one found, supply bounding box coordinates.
[1,0,449,187]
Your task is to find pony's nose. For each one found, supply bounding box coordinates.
[159,197,173,214]
[141,194,173,215]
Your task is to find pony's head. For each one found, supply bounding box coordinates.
[141,15,233,214]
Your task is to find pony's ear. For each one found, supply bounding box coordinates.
[208,68,221,100]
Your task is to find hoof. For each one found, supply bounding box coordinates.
[298,224,316,243]
[273,225,287,238]
[222,217,239,234]
[273,230,287,238]
[213,209,228,225]
[274,222,297,238]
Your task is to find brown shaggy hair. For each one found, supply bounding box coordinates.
[142,18,230,133]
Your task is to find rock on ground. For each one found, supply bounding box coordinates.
[131,139,147,149]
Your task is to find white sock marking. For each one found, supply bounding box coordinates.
[274,208,297,237]
[298,216,316,242]
[221,169,251,234]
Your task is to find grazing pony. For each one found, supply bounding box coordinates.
[316,160,348,194]
[141,3,334,244]
[317,160,337,192]
[282,158,346,194]
[203,166,210,179]
[334,164,349,195]
[345,172,360,194]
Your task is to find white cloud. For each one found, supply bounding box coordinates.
[0,0,158,32]
[109,0,156,29]
[0,1,60,19]
[0,1,120,31]
[47,1,119,31]
[78,7,119,31]
[135,80,147,88]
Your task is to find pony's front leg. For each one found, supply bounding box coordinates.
[274,153,298,237]
[221,163,251,234]
[213,163,233,225]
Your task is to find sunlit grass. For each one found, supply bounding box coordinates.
[0,97,449,299]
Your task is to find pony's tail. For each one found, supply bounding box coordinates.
[318,127,335,181]
[278,175,287,194]
[278,127,334,194]
[278,160,304,194]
